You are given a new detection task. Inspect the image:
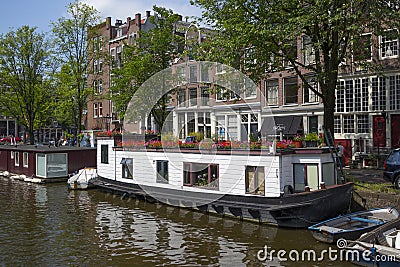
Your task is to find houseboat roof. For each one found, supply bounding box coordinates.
[0,145,96,153]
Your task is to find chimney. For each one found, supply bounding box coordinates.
[146,10,151,18]
[106,17,111,30]
[115,19,122,26]
[135,13,141,27]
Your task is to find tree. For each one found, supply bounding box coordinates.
[110,6,184,130]
[52,1,101,135]
[0,26,55,144]
[192,0,400,136]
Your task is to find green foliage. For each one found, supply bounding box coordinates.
[188,132,205,142]
[304,132,320,141]
[52,1,101,134]
[0,26,55,144]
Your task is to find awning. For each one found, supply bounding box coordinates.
[261,116,303,136]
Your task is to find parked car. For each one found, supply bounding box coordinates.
[0,136,21,144]
[383,148,400,189]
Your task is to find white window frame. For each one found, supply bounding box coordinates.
[23,152,28,168]
[15,151,19,166]
[379,29,399,59]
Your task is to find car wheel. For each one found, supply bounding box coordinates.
[395,175,400,189]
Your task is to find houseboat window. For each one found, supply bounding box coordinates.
[245,166,265,196]
[47,154,67,177]
[293,164,319,191]
[23,152,28,168]
[11,151,14,159]
[322,163,336,186]
[156,160,169,183]
[14,152,19,166]
[121,158,133,179]
[183,163,219,189]
[101,145,108,164]
[36,154,46,177]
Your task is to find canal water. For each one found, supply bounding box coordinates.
[0,177,354,266]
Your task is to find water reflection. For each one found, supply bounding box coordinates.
[0,178,353,266]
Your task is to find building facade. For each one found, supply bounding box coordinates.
[87,11,400,162]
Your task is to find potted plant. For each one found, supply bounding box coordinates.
[303,132,320,147]
[292,134,303,148]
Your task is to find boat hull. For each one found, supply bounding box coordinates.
[93,176,354,228]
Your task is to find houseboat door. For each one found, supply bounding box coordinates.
[391,114,400,148]
[373,115,386,147]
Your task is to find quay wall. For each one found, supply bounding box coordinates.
[355,190,400,212]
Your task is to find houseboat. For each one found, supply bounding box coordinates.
[0,145,96,182]
[93,137,354,228]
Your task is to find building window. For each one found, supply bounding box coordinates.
[156,160,168,183]
[389,75,400,110]
[117,28,122,38]
[245,166,265,196]
[284,76,298,105]
[241,114,258,142]
[372,77,386,111]
[334,116,341,134]
[303,76,319,103]
[200,87,210,106]
[266,79,278,105]
[15,152,19,166]
[216,115,226,140]
[23,152,28,168]
[93,102,103,118]
[227,115,238,140]
[121,158,133,179]
[189,65,197,83]
[353,34,372,61]
[216,63,225,74]
[343,115,355,133]
[357,115,370,134]
[216,84,227,101]
[201,64,210,82]
[345,80,354,112]
[93,80,103,95]
[336,80,345,112]
[177,89,186,107]
[380,29,399,59]
[283,41,297,68]
[302,35,315,65]
[187,113,195,134]
[183,163,219,189]
[354,78,369,112]
[11,151,14,159]
[101,145,108,164]
[93,36,102,52]
[98,58,102,73]
[189,88,197,107]
[116,45,122,68]
[244,78,256,99]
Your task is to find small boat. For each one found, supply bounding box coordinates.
[67,168,97,190]
[346,218,400,266]
[308,207,400,243]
